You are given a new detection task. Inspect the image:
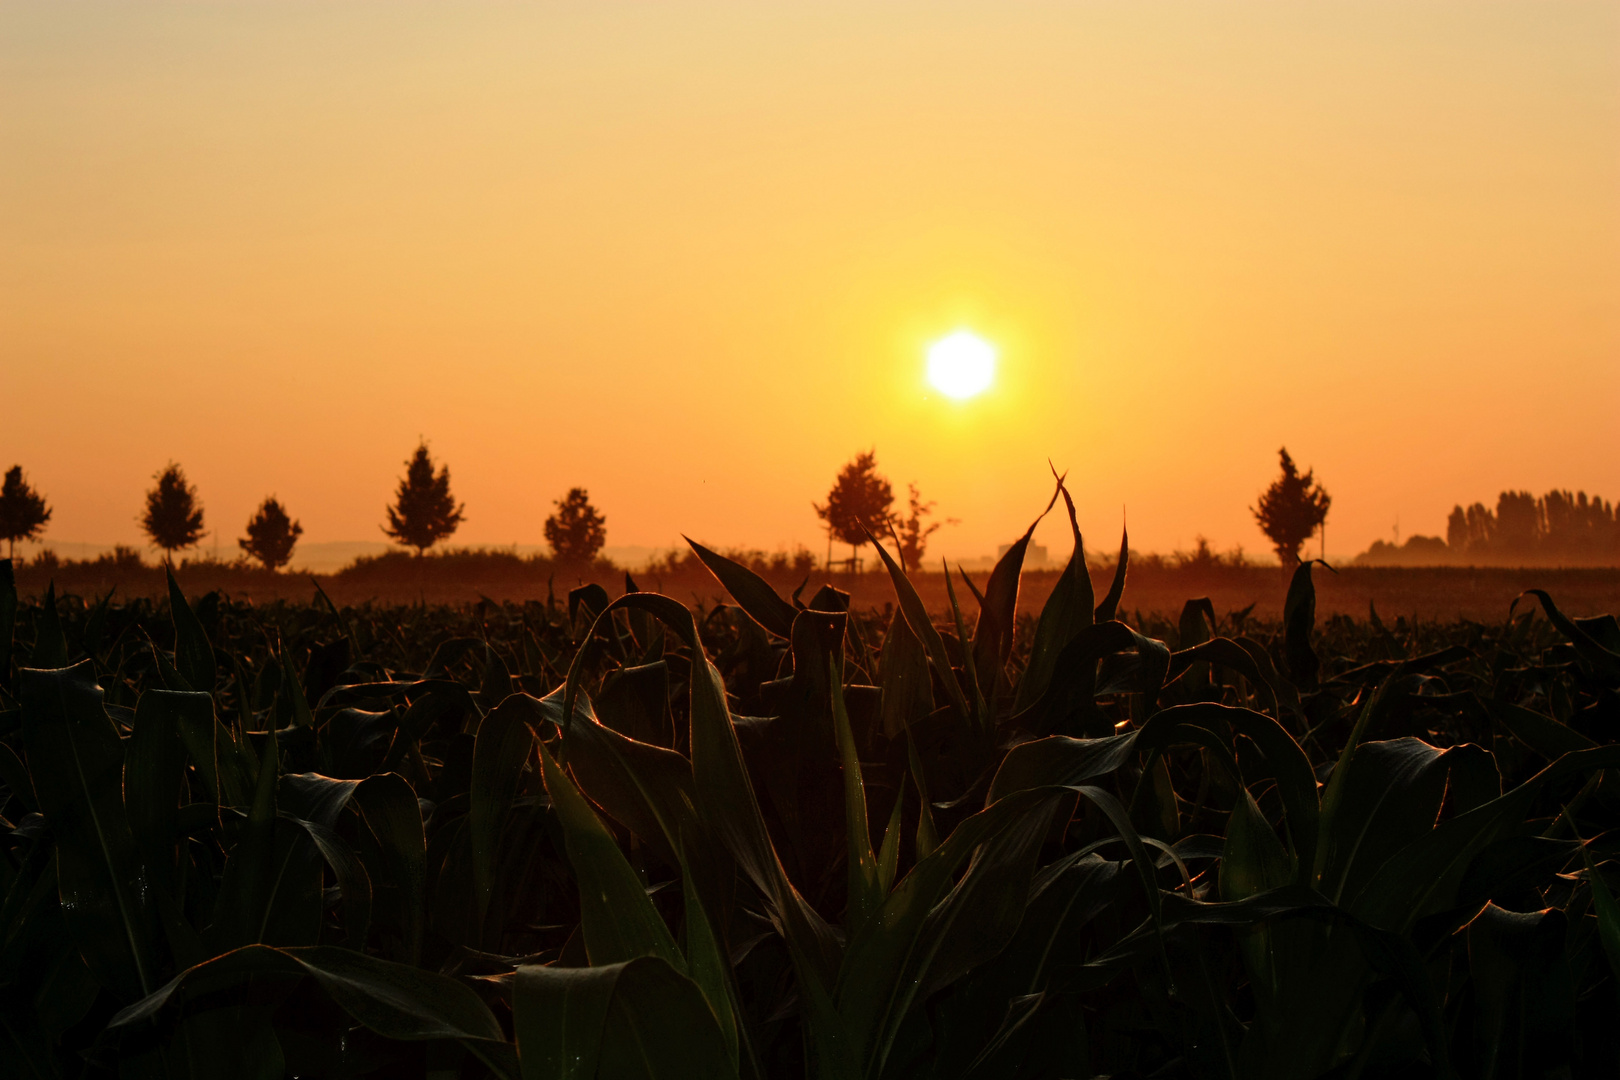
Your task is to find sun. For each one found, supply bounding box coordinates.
[926,331,996,399]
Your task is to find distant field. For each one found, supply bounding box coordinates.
[11,553,1619,621]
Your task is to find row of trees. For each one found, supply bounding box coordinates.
[813,447,1334,572]
[0,443,611,571]
[40,442,1587,575]
[6,446,1305,572]
[1446,488,1620,558]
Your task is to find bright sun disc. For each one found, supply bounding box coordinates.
[926,331,996,399]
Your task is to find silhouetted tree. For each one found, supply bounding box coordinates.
[384,443,465,555]
[545,488,607,565]
[239,497,303,571]
[1444,489,1619,562]
[815,450,895,569]
[1446,505,1472,551]
[1448,501,1496,553]
[1540,489,1618,557]
[1494,491,1540,554]
[895,482,954,572]
[142,463,206,558]
[0,465,51,560]
[1251,448,1330,565]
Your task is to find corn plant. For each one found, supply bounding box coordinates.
[0,477,1616,1079]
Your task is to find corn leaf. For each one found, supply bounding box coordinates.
[514,957,737,1080]
[19,661,159,1000]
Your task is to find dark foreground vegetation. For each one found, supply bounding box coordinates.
[12,544,1620,624]
[2,487,1619,1079]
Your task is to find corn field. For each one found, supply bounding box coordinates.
[1,484,1617,1079]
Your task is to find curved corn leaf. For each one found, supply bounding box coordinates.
[126,690,198,898]
[1282,560,1329,689]
[1577,840,1620,981]
[1464,904,1574,1079]
[19,661,159,1000]
[469,695,538,921]
[1480,696,1596,760]
[514,956,738,1080]
[1354,744,1620,931]
[1136,703,1320,878]
[877,608,932,740]
[865,529,971,724]
[685,536,797,639]
[109,943,506,1046]
[831,659,881,934]
[1008,621,1169,738]
[1014,480,1094,713]
[522,686,740,1070]
[278,770,426,960]
[31,582,67,669]
[568,592,844,1069]
[972,482,1057,681]
[0,558,15,682]
[1168,637,1302,721]
[836,787,1065,1078]
[1515,588,1620,683]
[209,732,322,951]
[537,738,684,970]
[166,567,215,692]
[1094,523,1128,623]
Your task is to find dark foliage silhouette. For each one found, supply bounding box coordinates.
[2,485,1617,1078]
[1448,488,1620,561]
[894,481,952,572]
[1252,447,1331,564]
[814,449,894,567]
[0,465,51,559]
[239,496,303,571]
[140,462,205,557]
[544,487,607,564]
[383,442,464,555]
[1361,488,1620,566]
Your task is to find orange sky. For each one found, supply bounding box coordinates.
[4,2,1617,564]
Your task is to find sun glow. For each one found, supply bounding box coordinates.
[926,331,997,399]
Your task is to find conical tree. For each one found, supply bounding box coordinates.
[814,450,894,568]
[544,487,607,565]
[0,465,51,560]
[239,497,304,571]
[1251,447,1331,565]
[141,463,206,558]
[383,442,465,555]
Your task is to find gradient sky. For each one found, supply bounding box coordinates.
[4,2,1617,563]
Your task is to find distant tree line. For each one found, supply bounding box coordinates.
[1356,488,1620,566]
[1446,489,1620,560]
[0,442,610,572]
